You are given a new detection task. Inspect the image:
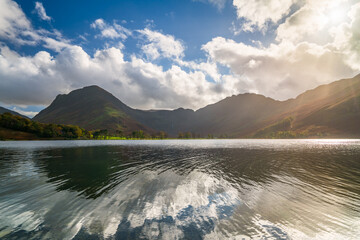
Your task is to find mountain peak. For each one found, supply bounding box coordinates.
[69,85,109,95]
[81,85,105,91]
[33,85,154,134]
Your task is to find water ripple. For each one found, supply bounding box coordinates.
[0,139,359,239]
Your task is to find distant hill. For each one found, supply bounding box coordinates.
[128,93,285,137]
[255,74,360,138]
[33,74,360,138]
[0,106,28,118]
[191,93,285,137]
[33,86,155,135]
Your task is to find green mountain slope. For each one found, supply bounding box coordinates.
[252,74,360,137]
[33,86,154,135]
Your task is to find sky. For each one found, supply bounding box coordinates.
[0,0,359,117]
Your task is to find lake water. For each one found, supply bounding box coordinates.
[0,140,359,240]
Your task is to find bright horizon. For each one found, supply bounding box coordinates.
[0,0,360,117]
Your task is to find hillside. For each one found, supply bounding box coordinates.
[33,86,155,135]
[33,74,360,138]
[260,74,360,137]
[191,93,286,137]
[0,112,90,140]
[126,93,286,137]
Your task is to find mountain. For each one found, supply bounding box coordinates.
[0,106,28,118]
[191,93,286,137]
[130,74,360,137]
[280,74,360,137]
[33,74,360,138]
[33,86,154,135]
[129,93,286,137]
[125,107,196,136]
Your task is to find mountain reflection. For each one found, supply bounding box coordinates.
[34,147,136,199]
[33,147,289,199]
[34,145,360,201]
[0,140,360,239]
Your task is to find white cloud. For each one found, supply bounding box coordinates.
[137,28,185,60]
[329,2,360,70]
[232,0,295,32]
[215,0,360,100]
[0,1,232,110]
[0,43,241,110]
[0,0,359,114]
[276,0,351,43]
[0,45,65,105]
[11,107,38,118]
[34,2,51,21]
[231,0,353,37]
[91,18,131,40]
[0,0,32,43]
[0,0,72,52]
[176,59,221,82]
[202,36,357,100]
[91,18,106,29]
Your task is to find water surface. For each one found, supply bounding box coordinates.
[0,139,359,239]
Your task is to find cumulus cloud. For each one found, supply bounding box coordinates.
[137,28,185,60]
[11,107,38,118]
[34,2,51,21]
[0,44,240,110]
[202,36,356,100]
[329,2,360,70]
[0,0,32,43]
[212,0,360,99]
[0,0,72,51]
[176,59,221,82]
[0,0,231,110]
[0,45,65,105]
[276,0,351,43]
[91,18,131,40]
[0,0,359,113]
[231,0,353,37]
[232,0,295,32]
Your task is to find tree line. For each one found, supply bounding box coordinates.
[0,113,90,139]
[0,113,171,140]
[91,129,169,139]
[177,132,229,139]
[0,112,236,140]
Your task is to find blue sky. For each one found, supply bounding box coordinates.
[14,0,266,60]
[0,0,359,117]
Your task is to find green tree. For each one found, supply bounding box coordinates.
[159,131,167,139]
[185,132,192,139]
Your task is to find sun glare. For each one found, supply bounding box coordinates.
[328,6,347,24]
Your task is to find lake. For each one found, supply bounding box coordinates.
[0,139,359,239]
